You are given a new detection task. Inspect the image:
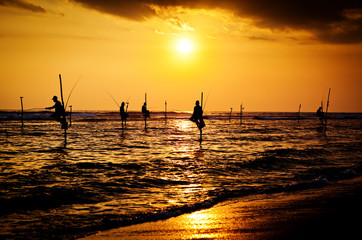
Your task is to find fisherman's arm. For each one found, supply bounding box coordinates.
[45,104,56,110]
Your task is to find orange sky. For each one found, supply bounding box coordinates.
[0,0,361,112]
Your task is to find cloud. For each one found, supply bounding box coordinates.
[70,0,362,44]
[167,17,194,32]
[0,0,46,13]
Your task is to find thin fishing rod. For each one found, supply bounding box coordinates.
[27,108,46,111]
[105,90,120,108]
[65,76,81,110]
[203,90,211,111]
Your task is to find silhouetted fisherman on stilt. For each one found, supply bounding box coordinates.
[142,102,150,119]
[142,101,150,130]
[120,102,129,128]
[190,100,205,140]
[46,96,68,129]
[316,106,324,124]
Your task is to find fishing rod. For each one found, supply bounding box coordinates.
[203,90,211,112]
[105,90,120,108]
[28,108,47,111]
[65,76,81,110]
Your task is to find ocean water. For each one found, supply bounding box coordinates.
[0,111,361,239]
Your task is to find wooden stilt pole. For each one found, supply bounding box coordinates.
[240,104,243,125]
[200,92,203,142]
[325,88,331,127]
[69,105,72,127]
[126,102,129,126]
[59,74,67,145]
[229,108,232,122]
[144,93,147,130]
[20,97,24,128]
[165,100,167,123]
[298,104,301,123]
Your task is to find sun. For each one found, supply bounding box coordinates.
[176,38,194,55]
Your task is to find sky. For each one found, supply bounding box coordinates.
[0,0,361,112]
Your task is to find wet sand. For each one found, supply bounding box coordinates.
[80,176,362,240]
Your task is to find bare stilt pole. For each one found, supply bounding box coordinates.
[59,74,67,145]
[325,88,331,127]
[69,105,72,127]
[240,104,243,125]
[165,100,167,123]
[200,92,203,142]
[298,104,301,123]
[20,97,24,128]
[229,108,233,122]
[125,102,129,126]
[201,92,203,109]
[144,93,147,130]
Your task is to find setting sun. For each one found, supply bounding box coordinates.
[176,38,194,55]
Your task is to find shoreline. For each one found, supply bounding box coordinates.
[79,176,362,240]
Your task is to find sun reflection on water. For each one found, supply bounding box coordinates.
[179,209,225,239]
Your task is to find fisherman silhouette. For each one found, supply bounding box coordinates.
[46,96,67,129]
[120,102,129,126]
[190,100,205,129]
[142,102,150,118]
[316,107,324,124]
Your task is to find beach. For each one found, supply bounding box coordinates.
[80,176,362,240]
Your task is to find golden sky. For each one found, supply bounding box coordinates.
[1,0,361,112]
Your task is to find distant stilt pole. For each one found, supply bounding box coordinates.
[325,88,331,127]
[298,104,301,123]
[144,93,147,130]
[201,92,203,109]
[229,108,233,122]
[59,74,67,145]
[125,102,129,126]
[200,92,203,142]
[59,74,65,110]
[240,104,243,125]
[69,105,72,127]
[20,97,24,128]
[165,100,167,123]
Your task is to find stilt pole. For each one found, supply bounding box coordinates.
[325,88,331,127]
[298,104,301,123]
[144,93,147,130]
[200,92,203,142]
[240,104,243,125]
[229,108,232,122]
[201,92,203,109]
[126,102,129,126]
[165,100,167,123]
[59,74,67,145]
[20,97,24,128]
[69,105,72,127]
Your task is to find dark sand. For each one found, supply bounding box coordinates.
[79,176,362,240]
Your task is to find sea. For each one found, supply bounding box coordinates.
[0,111,361,239]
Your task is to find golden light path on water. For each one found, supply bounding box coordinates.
[1,111,362,239]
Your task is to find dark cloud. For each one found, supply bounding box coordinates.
[71,0,362,43]
[0,0,46,13]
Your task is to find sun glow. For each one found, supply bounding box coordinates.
[176,38,194,55]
